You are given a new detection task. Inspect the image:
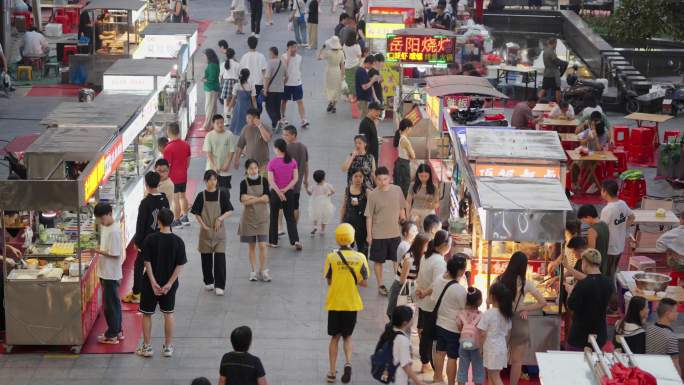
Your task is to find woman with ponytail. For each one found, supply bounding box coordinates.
[228,68,257,136]
[267,139,302,250]
[413,229,450,376]
[376,305,426,385]
[393,118,415,197]
[202,48,221,131]
[219,48,240,121]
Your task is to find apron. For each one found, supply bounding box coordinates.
[238,177,269,237]
[198,190,226,253]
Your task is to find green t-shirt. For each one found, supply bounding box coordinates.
[204,62,220,92]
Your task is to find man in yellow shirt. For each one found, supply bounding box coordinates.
[324,223,369,384]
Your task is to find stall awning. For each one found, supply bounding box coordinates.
[425,75,508,99]
[83,0,146,10]
[475,177,571,242]
[466,128,566,161]
[103,58,174,77]
[141,23,199,36]
[41,91,150,129]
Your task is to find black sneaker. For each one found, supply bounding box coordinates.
[326,103,333,113]
[341,364,352,383]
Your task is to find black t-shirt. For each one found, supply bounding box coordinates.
[134,193,170,248]
[190,190,234,216]
[567,273,612,348]
[307,0,319,23]
[431,12,452,29]
[359,117,379,162]
[219,351,266,385]
[78,11,92,37]
[239,177,270,196]
[142,232,187,286]
[368,68,383,102]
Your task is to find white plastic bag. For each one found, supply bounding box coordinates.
[288,21,293,31]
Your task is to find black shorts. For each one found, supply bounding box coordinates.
[327,311,357,337]
[542,77,559,91]
[139,282,178,314]
[435,326,461,359]
[370,237,401,263]
[173,182,187,193]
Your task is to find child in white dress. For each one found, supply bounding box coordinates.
[477,282,513,385]
[308,170,335,235]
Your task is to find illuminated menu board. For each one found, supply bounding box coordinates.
[386,34,456,64]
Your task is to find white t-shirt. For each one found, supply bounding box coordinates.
[415,253,446,312]
[396,240,410,262]
[239,51,268,86]
[600,200,634,255]
[22,31,48,57]
[343,44,362,69]
[282,53,303,86]
[432,277,467,333]
[203,129,237,176]
[391,330,412,385]
[232,81,257,97]
[219,59,240,81]
[98,223,123,281]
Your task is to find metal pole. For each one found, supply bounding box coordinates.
[486,239,492,294]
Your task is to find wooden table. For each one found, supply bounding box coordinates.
[633,209,680,225]
[533,103,554,113]
[566,150,617,193]
[558,133,579,142]
[624,112,674,146]
[542,118,579,133]
[496,65,538,98]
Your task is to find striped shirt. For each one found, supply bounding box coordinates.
[645,323,678,356]
[395,252,419,281]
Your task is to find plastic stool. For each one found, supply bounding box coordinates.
[54,15,72,34]
[630,127,655,146]
[613,125,630,148]
[614,149,628,174]
[629,255,656,271]
[62,45,78,65]
[22,57,44,79]
[44,61,60,77]
[16,66,32,81]
[12,11,33,29]
[663,130,680,144]
[619,178,646,208]
[670,271,684,286]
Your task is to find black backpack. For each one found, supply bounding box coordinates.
[370,331,402,384]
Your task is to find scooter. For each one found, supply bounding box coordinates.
[563,78,605,112]
[663,83,684,116]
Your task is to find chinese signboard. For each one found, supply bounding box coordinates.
[366,22,405,39]
[83,156,105,203]
[386,34,455,64]
[474,164,561,179]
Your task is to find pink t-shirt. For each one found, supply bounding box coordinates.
[267,156,298,190]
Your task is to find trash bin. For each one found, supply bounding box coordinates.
[78,88,95,102]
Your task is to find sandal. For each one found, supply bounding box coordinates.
[326,372,336,383]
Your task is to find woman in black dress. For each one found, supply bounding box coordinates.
[340,168,368,256]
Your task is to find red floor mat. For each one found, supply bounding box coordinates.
[80,311,141,354]
[570,192,604,205]
[26,85,84,97]
[192,19,211,47]
[188,115,208,139]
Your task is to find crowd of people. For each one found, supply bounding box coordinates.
[67,4,683,385]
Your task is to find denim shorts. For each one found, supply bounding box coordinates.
[435,326,460,359]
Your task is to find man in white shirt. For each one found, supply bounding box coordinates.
[548,100,575,120]
[600,179,634,310]
[21,27,49,59]
[239,36,267,114]
[92,203,123,344]
[203,114,237,194]
[281,40,309,128]
[656,212,684,273]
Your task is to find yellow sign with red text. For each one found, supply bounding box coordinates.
[475,164,561,179]
[83,156,105,203]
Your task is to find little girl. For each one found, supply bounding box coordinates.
[308,170,335,235]
[457,287,484,385]
[477,282,513,385]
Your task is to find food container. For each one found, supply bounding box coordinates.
[634,272,671,292]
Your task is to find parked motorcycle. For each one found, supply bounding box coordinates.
[663,83,684,116]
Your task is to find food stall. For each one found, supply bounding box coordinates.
[68,0,149,86]
[450,128,571,364]
[135,23,200,139]
[0,127,117,353]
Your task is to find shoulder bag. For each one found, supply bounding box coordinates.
[336,250,359,285]
[424,280,457,332]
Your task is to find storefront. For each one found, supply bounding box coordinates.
[450,127,571,364]
[69,0,150,86]
[135,23,200,139]
[0,127,117,354]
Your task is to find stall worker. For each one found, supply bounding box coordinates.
[191,170,234,296]
[20,27,48,60]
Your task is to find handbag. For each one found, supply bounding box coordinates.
[396,280,415,307]
[295,0,305,23]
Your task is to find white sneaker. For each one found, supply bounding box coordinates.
[261,269,272,282]
[249,271,258,281]
[215,288,225,296]
[255,34,260,38]
[162,345,174,357]
[136,344,153,357]
[204,284,215,291]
